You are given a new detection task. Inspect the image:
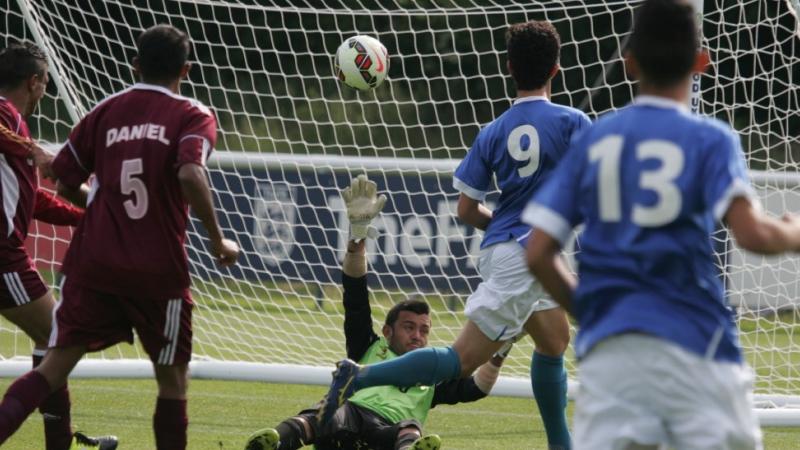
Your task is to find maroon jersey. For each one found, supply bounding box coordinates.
[52,83,216,299]
[0,97,40,271]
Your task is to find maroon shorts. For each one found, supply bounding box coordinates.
[0,264,48,309]
[51,278,193,365]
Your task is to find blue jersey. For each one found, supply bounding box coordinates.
[524,96,755,363]
[454,96,590,249]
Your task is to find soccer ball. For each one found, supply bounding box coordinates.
[334,35,389,91]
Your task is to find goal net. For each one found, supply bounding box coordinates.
[3,0,800,424]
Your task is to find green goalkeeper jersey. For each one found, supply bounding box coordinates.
[341,274,487,425]
[348,336,435,424]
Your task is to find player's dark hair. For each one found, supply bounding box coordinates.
[0,42,47,90]
[505,20,560,90]
[629,0,698,87]
[136,24,191,83]
[385,299,430,327]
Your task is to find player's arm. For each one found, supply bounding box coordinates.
[342,239,380,361]
[456,193,492,231]
[341,175,387,361]
[454,132,492,230]
[725,197,800,254]
[526,229,576,314]
[0,121,54,178]
[430,340,514,406]
[33,189,83,226]
[178,163,239,267]
[705,128,800,255]
[54,181,89,208]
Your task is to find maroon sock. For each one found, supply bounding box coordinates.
[34,354,74,450]
[153,397,187,450]
[0,370,51,445]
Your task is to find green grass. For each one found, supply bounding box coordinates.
[0,379,798,449]
[0,276,799,447]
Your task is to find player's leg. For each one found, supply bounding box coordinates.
[246,408,319,450]
[523,305,571,450]
[2,288,76,450]
[392,423,441,450]
[407,434,441,450]
[0,281,53,344]
[129,294,194,450]
[0,270,54,381]
[349,332,481,389]
[1,267,115,450]
[0,344,85,446]
[394,425,421,450]
[246,418,308,450]
[354,411,435,450]
[452,321,507,375]
[153,363,190,450]
[15,277,128,450]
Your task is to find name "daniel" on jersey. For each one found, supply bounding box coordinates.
[106,124,170,147]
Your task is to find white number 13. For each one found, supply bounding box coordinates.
[589,136,684,227]
[121,158,148,219]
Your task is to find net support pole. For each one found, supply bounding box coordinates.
[14,0,82,126]
[689,0,703,113]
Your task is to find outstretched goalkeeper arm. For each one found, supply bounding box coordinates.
[341,174,387,362]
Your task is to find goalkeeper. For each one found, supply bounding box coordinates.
[245,175,510,450]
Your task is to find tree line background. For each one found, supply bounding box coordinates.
[2,0,798,170]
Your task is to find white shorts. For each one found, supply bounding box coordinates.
[575,334,763,450]
[464,241,559,341]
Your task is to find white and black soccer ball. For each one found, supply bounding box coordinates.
[334,35,389,91]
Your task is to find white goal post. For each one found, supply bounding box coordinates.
[3,0,800,426]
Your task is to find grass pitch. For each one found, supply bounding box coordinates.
[0,379,799,449]
[0,276,799,448]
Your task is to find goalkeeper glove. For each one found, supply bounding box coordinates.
[342,174,387,242]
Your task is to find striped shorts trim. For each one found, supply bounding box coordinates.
[3,272,31,305]
[0,265,47,309]
[158,299,183,365]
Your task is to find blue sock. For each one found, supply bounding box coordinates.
[354,346,461,390]
[531,352,571,450]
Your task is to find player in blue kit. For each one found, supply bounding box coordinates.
[319,21,590,450]
[524,1,793,448]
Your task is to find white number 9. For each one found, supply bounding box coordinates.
[507,124,540,178]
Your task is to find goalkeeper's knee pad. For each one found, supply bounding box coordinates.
[393,421,423,450]
[394,431,420,450]
[275,417,308,449]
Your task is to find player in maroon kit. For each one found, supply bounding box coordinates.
[0,27,239,450]
[0,42,118,450]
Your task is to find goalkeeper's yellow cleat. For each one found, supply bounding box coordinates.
[244,427,280,450]
[69,431,118,450]
[409,434,442,450]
